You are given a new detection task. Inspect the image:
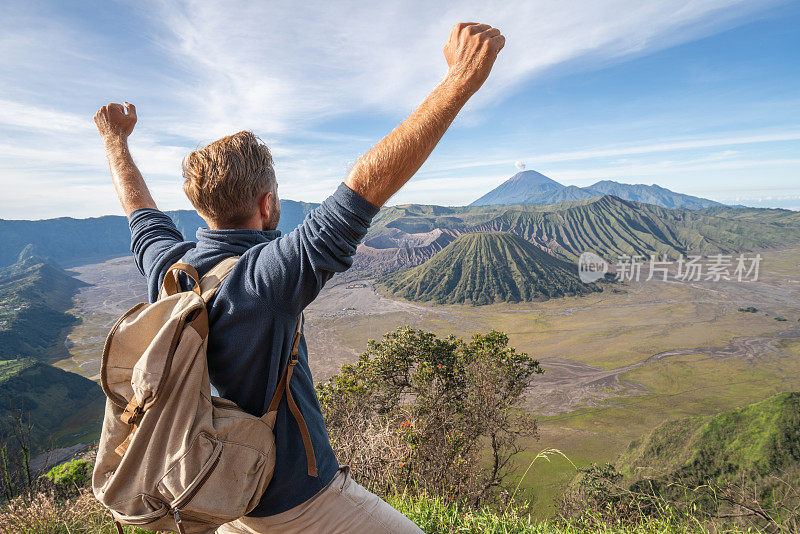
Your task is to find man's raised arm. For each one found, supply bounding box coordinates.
[345,22,505,207]
[94,102,157,215]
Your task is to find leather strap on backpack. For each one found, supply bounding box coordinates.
[266,314,318,477]
[200,258,317,476]
[114,397,144,457]
[159,263,202,299]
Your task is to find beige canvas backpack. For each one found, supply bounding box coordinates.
[92,257,317,534]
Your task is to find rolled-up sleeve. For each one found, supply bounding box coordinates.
[247,183,379,315]
[128,208,195,302]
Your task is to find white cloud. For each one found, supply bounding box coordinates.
[425,130,800,173]
[145,0,780,135]
[0,99,90,134]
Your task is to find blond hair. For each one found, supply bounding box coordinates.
[182,131,276,226]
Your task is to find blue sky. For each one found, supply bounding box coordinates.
[1,0,798,219]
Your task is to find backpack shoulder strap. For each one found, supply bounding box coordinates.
[199,256,241,303]
[265,314,318,477]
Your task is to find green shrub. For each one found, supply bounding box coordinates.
[318,327,542,506]
[44,459,92,495]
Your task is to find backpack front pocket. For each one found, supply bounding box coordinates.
[157,432,221,505]
[157,431,272,522]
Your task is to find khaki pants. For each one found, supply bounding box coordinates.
[216,466,424,533]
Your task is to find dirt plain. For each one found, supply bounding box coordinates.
[58,248,800,414]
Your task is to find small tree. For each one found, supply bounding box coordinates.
[11,409,33,497]
[317,326,542,507]
[0,442,14,501]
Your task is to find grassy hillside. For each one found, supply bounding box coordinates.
[617,391,800,496]
[381,233,597,305]
[697,205,800,226]
[0,250,104,453]
[0,359,104,452]
[0,250,86,361]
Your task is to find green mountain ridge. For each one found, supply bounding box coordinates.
[0,253,87,361]
[697,205,800,227]
[0,358,105,453]
[366,195,800,264]
[0,200,317,269]
[380,233,598,305]
[357,195,800,290]
[465,195,797,261]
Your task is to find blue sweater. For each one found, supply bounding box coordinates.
[127,182,379,516]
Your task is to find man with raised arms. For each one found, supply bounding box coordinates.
[94,22,505,534]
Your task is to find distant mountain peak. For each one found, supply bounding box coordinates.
[507,170,560,186]
[585,180,721,209]
[470,170,568,207]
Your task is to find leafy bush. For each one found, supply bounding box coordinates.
[317,326,542,507]
[43,459,92,496]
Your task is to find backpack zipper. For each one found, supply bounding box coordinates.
[172,508,187,534]
[170,444,221,534]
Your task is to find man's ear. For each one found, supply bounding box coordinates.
[258,191,273,225]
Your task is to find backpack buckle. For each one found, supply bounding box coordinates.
[120,398,144,426]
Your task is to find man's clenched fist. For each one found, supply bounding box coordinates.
[444,23,505,96]
[94,102,137,140]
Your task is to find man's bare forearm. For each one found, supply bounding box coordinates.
[345,23,505,207]
[93,102,154,215]
[103,135,157,215]
[345,76,470,207]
